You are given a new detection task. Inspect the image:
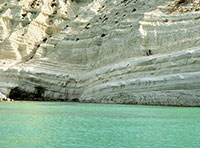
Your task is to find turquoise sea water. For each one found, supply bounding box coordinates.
[0,102,200,148]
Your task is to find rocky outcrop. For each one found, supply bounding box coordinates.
[0,92,13,102]
[0,0,200,106]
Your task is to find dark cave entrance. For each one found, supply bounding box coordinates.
[9,86,45,101]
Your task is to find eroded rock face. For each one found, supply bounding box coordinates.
[0,0,200,106]
[0,92,13,102]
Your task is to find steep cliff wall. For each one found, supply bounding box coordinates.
[0,0,200,106]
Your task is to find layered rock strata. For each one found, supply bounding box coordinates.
[0,0,200,106]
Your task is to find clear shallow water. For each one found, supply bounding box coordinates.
[0,102,200,148]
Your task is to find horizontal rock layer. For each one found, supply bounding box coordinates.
[0,0,200,106]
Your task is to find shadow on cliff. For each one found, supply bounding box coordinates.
[9,86,45,101]
[8,86,80,102]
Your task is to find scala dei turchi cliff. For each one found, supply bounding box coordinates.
[0,0,200,106]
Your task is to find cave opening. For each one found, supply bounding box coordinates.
[9,86,46,101]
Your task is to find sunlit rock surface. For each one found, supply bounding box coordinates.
[0,0,200,106]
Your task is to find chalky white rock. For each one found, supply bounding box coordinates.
[0,0,200,106]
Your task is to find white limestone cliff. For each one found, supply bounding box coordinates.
[0,0,200,106]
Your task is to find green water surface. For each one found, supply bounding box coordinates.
[0,102,200,148]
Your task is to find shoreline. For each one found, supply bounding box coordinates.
[1,99,200,107]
